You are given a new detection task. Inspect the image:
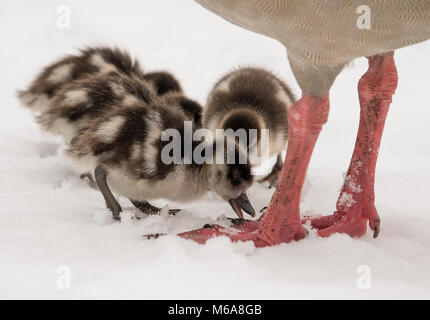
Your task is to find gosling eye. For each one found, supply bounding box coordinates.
[230,178,241,187]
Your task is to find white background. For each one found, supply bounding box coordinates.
[0,0,429,299]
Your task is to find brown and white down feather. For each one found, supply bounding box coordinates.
[161,91,203,127]
[144,71,203,127]
[35,73,157,143]
[19,46,202,135]
[18,47,146,114]
[19,48,251,209]
[204,67,295,171]
[66,91,253,204]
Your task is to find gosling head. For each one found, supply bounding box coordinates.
[209,138,255,219]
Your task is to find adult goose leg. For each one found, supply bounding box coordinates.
[311,53,398,238]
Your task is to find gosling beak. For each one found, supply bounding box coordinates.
[228,193,255,219]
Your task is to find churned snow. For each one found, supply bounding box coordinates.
[1,0,430,299]
[337,192,356,209]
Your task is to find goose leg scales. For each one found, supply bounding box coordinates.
[94,165,122,221]
[311,53,398,239]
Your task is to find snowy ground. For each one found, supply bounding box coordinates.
[1,0,430,299]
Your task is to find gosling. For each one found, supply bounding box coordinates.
[19,46,202,128]
[203,67,296,187]
[23,70,254,220]
[67,95,255,220]
[18,47,145,114]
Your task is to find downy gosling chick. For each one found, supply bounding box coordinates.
[203,67,296,188]
[18,47,145,114]
[35,72,157,144]
[19,46,203,131]
[66,88,255,220]
[28,70,254,220]
[145,71,203,127]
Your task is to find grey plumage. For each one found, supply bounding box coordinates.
[195,0,430,96]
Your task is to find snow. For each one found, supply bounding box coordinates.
[1,0,430,299]
[337,192,356,209]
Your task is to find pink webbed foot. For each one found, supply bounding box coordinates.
[179,219,308,248]
[310,203,380,239]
